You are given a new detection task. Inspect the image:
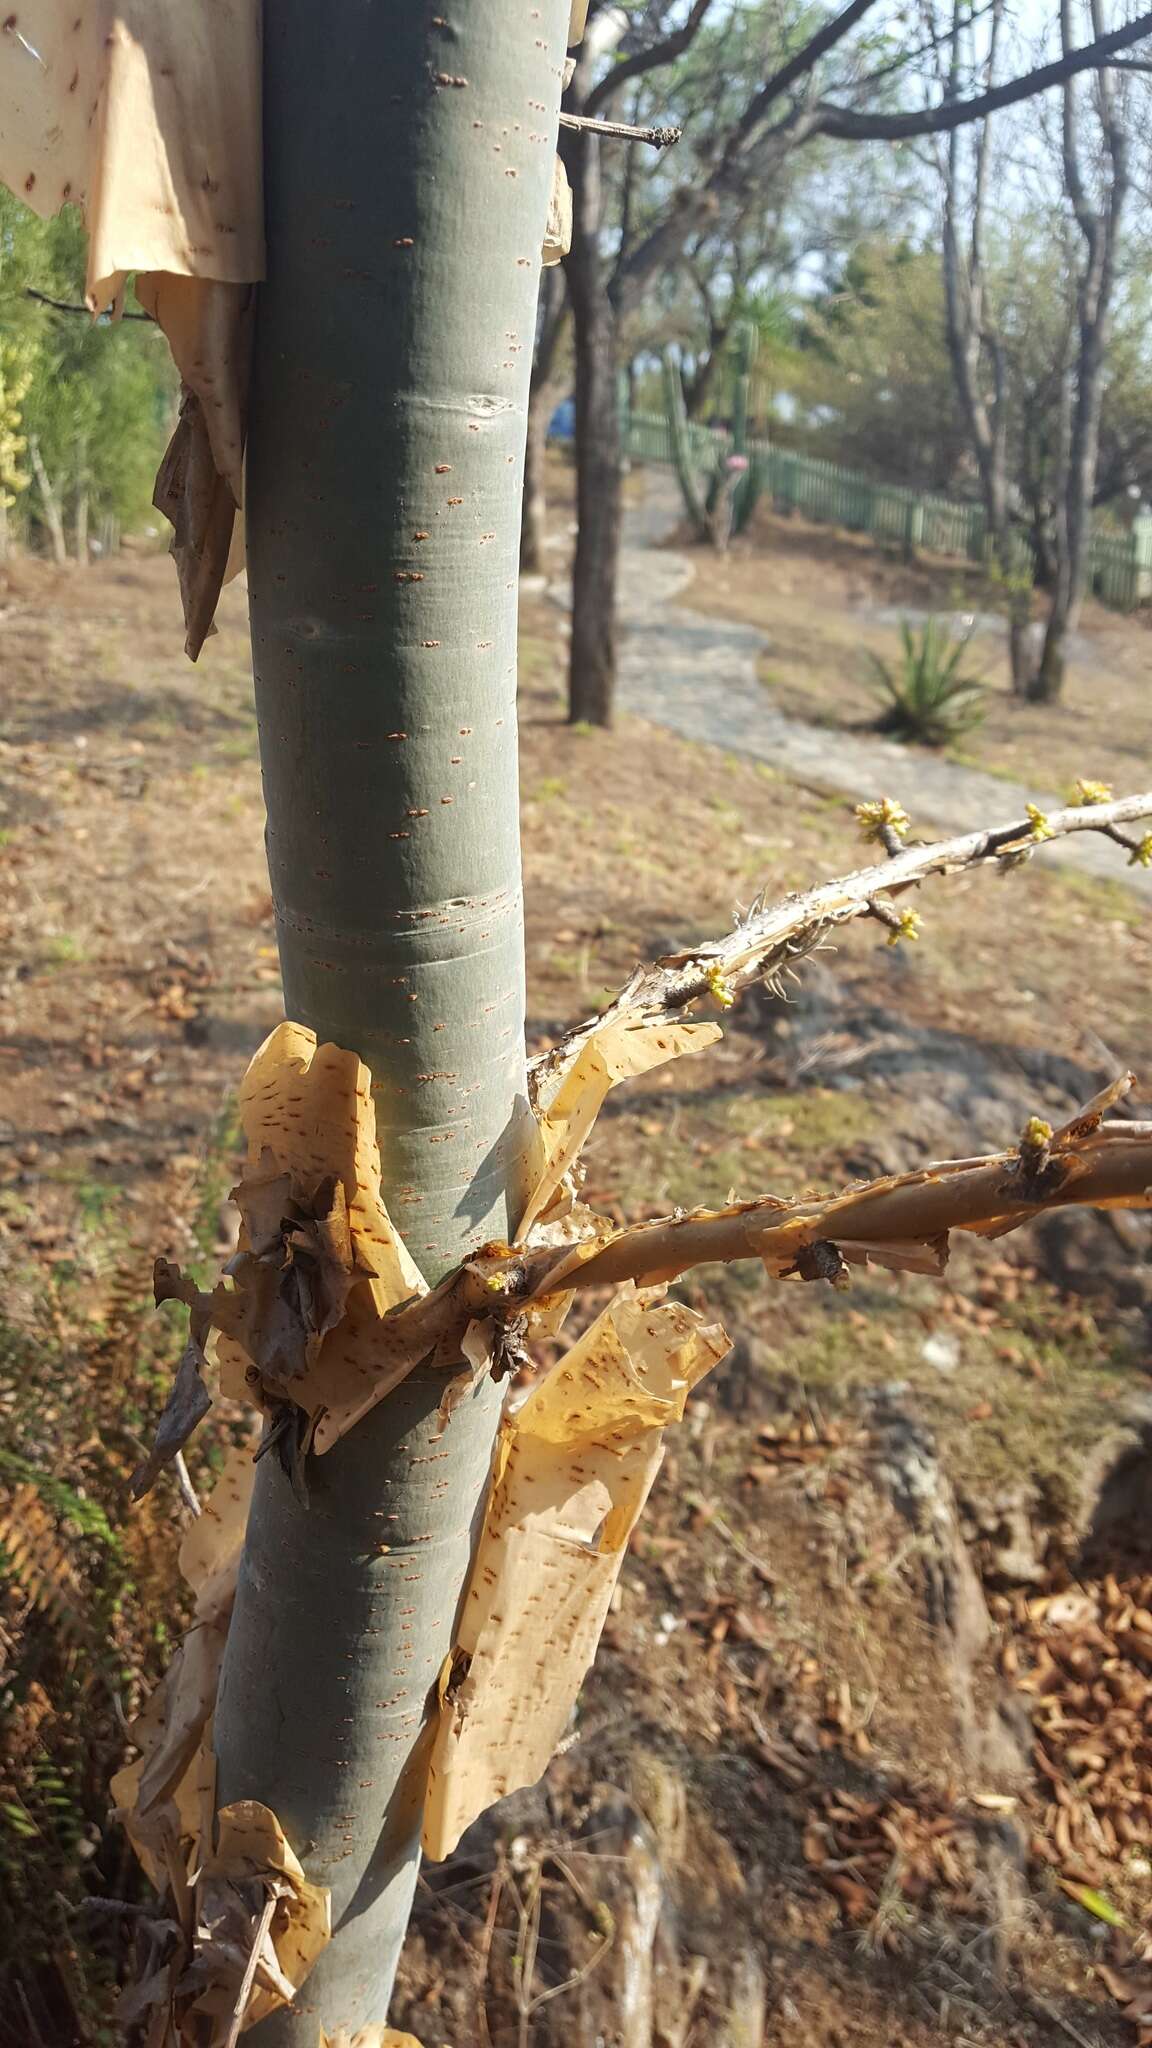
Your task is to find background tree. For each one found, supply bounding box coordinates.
[0,193,174,560]
[936,0,1038,689]
[1033,0,1132,700]
[793,241,966,485]
[559,0,1152,726]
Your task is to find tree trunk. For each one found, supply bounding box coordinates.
[73,436,89,570]
[211,5,565,2040]
[1031,1,1127,704]
[521,267,568,577]
[568,278,621,725]
[1034,315,1108,702]
[28,435,67,566]
[685,323,729,420]
[564,126,622,728]
[1033,359,1076,703]
[521,382,553,575]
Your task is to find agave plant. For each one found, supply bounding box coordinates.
[868,616,986,747]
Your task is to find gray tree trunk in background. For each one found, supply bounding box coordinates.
[1034,0,1129,701]
[73,433,89,569]
[212,4,566,2038]
[28,434,67,565]
[521,265,569,575]
[939,0,1037,692]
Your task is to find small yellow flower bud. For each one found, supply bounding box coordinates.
[705,963,736,1008]
[1025,804,1054,842]
[1071,778,1112,806]
[886,908,921,947]
[1129,833,1152,869]
[855,796,911,844]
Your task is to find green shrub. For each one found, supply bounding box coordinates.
[868,617,986,747]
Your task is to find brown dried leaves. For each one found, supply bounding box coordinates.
[1011,1574,1152,1883]
[804,1785,980,1938]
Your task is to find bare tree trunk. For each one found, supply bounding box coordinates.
[560,4,629,726]
[685,327,730,420]
[1033,0,1128,702]
[28,435,68,566]
[565,142,622,728]
[73,435,89,569]
[521,266,568,576]
[1035,356,1076,700]
[937,0,1038,692]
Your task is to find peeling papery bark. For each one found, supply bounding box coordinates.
[422,1291,730,1860]
[0,1,264,649]
[111,1454,338,2044]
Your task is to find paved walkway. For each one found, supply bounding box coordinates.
[605,471,1152,899]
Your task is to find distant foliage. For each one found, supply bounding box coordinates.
[0,191,176,555]
[868,618,986,748]
[793,243,968,494]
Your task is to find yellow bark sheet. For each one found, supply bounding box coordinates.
[422,1291,729,1859]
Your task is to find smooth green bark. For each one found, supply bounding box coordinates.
[212,5,567,2037]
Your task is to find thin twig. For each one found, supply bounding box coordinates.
[24,286,153,323]
[699,1504,776,1580]
[558,110,681,147]
[1023,1992,1102,2048]
[172,1451,202,1518]
[224,1891,277,2048]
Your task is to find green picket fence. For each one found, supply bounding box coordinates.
[620,410,1152,612]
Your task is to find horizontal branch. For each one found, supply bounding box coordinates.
[558,110,681,147]
[814,9,1152,140]
[533,790,1152,1082]
[142,794,1152,1482]
[463,1082,1152,1308]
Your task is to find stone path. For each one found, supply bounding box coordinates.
[606,470,1152,900]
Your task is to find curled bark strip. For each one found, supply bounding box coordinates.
[444,1095,1152,1322]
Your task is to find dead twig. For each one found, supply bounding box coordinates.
[559,111,681,147]
[24,285,153,323]
[172,1451,201,1518]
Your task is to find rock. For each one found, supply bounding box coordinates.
[921,1332,960,1375]
[1031,1207,1152,1308]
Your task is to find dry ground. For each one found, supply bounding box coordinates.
[1,501,1151,2047]
[681,500,1152,798]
